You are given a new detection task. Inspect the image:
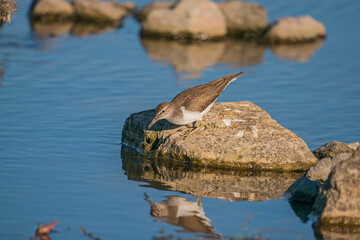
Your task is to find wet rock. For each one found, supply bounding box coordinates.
[122,146,303,201]
[306,152,353,183]
[122,102,317,171]
[265,15,326,43]
[30,0,73,21]
[218,0,268,38]
[269,39,324,62]
[72,0,131,23]
[135,1,174,22]
[313,140,359,160]
[141,0,227,40]
[285,176,321,202]
[313,148,360,227]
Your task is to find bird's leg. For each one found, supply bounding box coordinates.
[183,121,200,139]
[196,195,202,207]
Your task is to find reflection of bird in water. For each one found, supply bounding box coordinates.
[148,72,243,129]
[144,193,221,237]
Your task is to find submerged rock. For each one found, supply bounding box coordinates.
[218,0,268,38]
[122,101,317,171]
[313,147,360,227]
[141,0,227,40]
[265,15,326,43]
[313,140,359,160]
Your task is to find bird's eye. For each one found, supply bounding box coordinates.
[161,110,165,113]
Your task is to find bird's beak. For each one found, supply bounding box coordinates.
[148,115,160,129]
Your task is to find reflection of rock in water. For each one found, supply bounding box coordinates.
[141,39,225,80]
[288,200,313,223]
[141,39,265,80]
[31,21,120,38]
[70,22,118,37]
[144,194,219,237]
[270,39,325,62]
[218,39,265,68]
[32,21,72,38]
[312,222,360,240]
[122,146,302,202]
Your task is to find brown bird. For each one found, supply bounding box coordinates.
[148,72,244,129]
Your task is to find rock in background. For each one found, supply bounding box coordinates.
[141,0,227,40]
[218,0,268,39]
[265,16,326,43]
[122,101,317,171]
[30,0,134,24]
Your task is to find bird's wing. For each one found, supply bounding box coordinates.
[172,72,243,112]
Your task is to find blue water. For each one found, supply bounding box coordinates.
[0,0,359,239]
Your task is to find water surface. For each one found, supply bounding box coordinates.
[0,0,359,239]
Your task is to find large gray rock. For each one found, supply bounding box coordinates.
[122,102,317,171]
[141,0,227,40]
[313,140,359,160]
[72,0,132,23]
[265,15,326,43]
[218,0,268,37]
[31,0,73,21]
[313,148,360,227]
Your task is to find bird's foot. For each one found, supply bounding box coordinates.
[183,122,199,139]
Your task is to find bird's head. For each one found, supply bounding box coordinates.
[148,102,173,129]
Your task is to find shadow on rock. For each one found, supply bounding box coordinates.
[121,145,303,202]
[269,39,325,62]
[144,193,220,238]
